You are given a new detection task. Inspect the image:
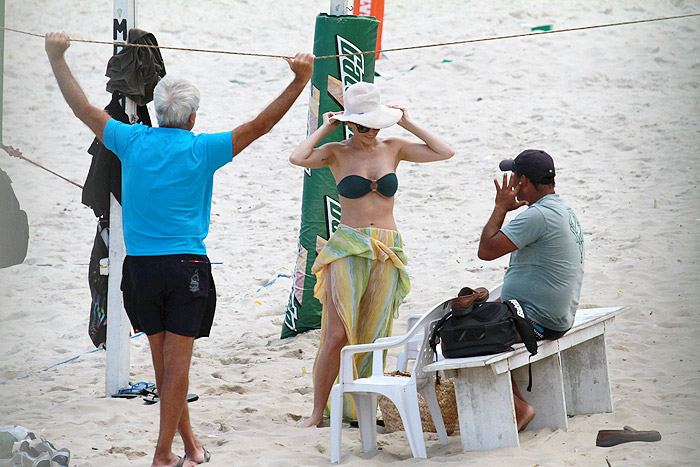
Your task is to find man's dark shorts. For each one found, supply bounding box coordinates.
[121,254,216,338]
[531,320,569,340]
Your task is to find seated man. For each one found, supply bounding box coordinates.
[477,149,584,431]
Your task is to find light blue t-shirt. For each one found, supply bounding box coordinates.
[103,119,233,256]
[500,194,584,331]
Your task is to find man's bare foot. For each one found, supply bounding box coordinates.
[517,403,536,432]
[152,454,197,467]
[185,446,210,464]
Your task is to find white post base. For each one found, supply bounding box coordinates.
[105,194,130,396]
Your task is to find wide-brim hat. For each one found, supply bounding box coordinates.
[331,82,402,129]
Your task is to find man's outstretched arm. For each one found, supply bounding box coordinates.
[230,52,314,158]
[45,32,110,142]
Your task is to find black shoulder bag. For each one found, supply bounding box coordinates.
[429,291,539,390]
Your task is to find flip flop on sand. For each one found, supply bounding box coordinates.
[596,425,661,447]
[111,381,156,398]
[143,393,199,404]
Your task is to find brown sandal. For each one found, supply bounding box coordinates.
[596,425,661,447]
[451,287,490,310]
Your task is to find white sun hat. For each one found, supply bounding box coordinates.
[331,82,402,129]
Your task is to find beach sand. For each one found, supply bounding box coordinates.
[1,0,699,465]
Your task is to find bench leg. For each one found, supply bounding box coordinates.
[561,334,613,415]
[512,353,568,432]
[449,366,519,451]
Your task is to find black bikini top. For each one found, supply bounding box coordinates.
[336,173,398,199]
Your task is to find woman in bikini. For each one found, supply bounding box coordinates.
[289,82,454,427]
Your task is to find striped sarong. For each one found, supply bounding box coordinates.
[312,224,411,420]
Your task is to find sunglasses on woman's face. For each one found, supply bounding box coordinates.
[355,124,377,133]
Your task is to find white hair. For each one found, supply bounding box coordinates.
[153,75,200,128]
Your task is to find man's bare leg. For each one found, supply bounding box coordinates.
[148,331,198,467]
[179,405,207,463]
[511,376,535,431]
[299,287,348,428]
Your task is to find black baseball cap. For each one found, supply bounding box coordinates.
[499,149,555,184]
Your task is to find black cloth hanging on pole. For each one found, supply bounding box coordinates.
[84,28,165,348]
[83,27,166,218]
[105,28,167,106]
[81,93,152,218]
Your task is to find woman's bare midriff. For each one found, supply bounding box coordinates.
[338,194,397,230]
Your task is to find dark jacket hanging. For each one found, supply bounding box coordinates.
[83,28,166,348]
[105,28,167,106]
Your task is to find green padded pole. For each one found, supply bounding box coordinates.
[282,13,379,338]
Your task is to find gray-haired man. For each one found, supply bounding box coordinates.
[45,31,314,467]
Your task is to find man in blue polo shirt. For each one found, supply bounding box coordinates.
[46,31,313,467]
[478,149,584,432]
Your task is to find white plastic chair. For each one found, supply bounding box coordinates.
[329,299,452,463]
[395,283,502,372]
[396,314,442,372]
[489,282,502,301]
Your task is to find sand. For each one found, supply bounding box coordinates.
[1,0,699,465]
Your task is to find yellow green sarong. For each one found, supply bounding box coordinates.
[312,224,411,420]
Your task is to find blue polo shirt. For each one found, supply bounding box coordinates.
[103,119,232,256]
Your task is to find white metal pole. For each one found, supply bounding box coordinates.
[329,0,351,15]
[105,0,137,397]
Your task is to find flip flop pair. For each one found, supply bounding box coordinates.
[13,438,70,467]
[111,381,156,398]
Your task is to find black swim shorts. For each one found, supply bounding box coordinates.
[531,320,569,340]
[121,254,216,338]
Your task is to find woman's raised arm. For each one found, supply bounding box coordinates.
[390,105,455,163]
[289,112,342,168]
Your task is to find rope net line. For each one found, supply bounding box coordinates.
[1,12,698,187]
[1,143,83,189]
[2,13,699,61]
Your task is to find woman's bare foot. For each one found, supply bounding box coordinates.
[297,413,324,428]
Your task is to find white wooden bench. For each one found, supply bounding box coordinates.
[423,305,625,451]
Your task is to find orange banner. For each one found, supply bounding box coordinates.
[354,0,384,58]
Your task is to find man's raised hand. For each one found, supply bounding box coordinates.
[494,173,528,212]
[285,52,314,84]
[45,32,71,61]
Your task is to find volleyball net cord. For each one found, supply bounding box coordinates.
[1,12,698,60]
[1,12,699,186]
